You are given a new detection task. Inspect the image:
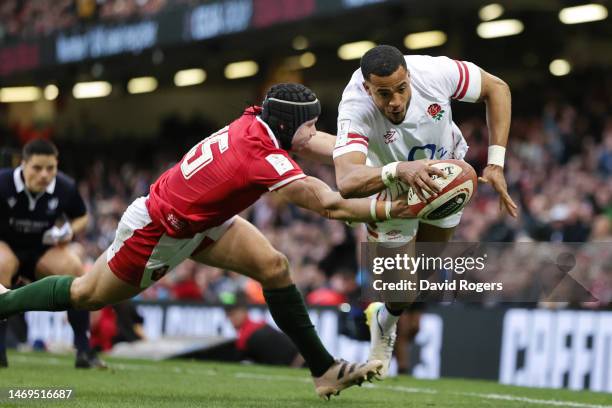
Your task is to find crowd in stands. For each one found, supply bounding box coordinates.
[1,73,611,310]
[0,0,207,42]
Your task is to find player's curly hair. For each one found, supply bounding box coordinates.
[260,83,321,151]
[360,44,407,81]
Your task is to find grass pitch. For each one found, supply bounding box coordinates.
[1,351,610,408]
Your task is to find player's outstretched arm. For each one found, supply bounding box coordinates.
[293,131,336,165]
[334,152,446,201]
[477,69,518,217]
[479,69,511,150]
[274,175,416,222]
[334,152,389,198]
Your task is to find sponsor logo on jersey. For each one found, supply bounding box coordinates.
[166,212,187,232]
[265,154,294,176]
[7,197,16,208]
[383,129,397,144]
[151,265,170,282]
[385,233,403,241]
[48,197,59,211]
[427,103,445,121]
[336,119,351,147]
[437,146,449,159]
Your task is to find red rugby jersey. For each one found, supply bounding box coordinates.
[147,107,305,238]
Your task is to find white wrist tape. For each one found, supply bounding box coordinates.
[385,199,392,220]
[370,198,379,221]
[487,145,506,168]
[381,162,400,187]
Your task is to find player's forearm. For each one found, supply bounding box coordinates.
[279,176,385,221]
[335,164,388,198]
[318,191,387,222]
[70,214,89,235]
[483,76,511,148]
[294,131,336,165]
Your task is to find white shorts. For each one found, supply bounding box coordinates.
[365,211,463,247]
[366,123,467,246]
[107,197,236,288]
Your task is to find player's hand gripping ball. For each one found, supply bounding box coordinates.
[381,160,477,220]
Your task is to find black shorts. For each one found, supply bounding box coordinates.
[9,244,51,284]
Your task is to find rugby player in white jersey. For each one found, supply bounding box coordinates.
[332,45,518,377]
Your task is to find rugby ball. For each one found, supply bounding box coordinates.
[406,160,477,220]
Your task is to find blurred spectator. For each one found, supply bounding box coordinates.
[170,261,203,301]
[598,127,612,176]
[306,270,356,306]
[0,0,193,43]
[90,302,145,352]
[226,300,303,367]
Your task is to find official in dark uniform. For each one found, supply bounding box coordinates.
[0,139,104,368]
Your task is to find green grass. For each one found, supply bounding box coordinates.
[1,351,610,408]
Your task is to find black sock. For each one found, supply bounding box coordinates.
[67,309,90,353]
[385,303,404,316]
[263,285,334,377]
[0,320,6,355]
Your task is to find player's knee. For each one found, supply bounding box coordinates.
[257,252,291,289]
[0,256,19,275]
[57,251,84,277]
[36,248,83,278]
[0,262,18,287]
[0,246,19,284]
[66,259,84,277]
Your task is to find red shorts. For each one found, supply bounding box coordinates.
[106,197,235,288]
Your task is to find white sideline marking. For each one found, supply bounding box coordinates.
[365,384,438,395]
[10,355,611,408]
[11,355,218,375]
[235,373,310,383]
[462,392,612,408]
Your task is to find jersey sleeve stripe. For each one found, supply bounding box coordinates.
[451,60,465,99]
[348,133,369,142]
[456,61,471,100]
[332,143,368,159]
[347,139,368,147]
[268,174,307,191]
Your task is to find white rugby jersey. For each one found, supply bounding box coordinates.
[333,55,482,166]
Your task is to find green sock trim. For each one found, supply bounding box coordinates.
[264,284,334,377]
[0,276,74,319]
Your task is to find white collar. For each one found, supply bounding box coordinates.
[13,165,56,194]
[255,116,280,149]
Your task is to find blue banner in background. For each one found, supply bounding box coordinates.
[0,0,396,73]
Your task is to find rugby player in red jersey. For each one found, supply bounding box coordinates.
[0,83,418,398]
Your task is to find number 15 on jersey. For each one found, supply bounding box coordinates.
[180,127,229,179]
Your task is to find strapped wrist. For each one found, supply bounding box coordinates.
[369,198,379,221]
[487,145,506,168]
[381,162,400,187]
